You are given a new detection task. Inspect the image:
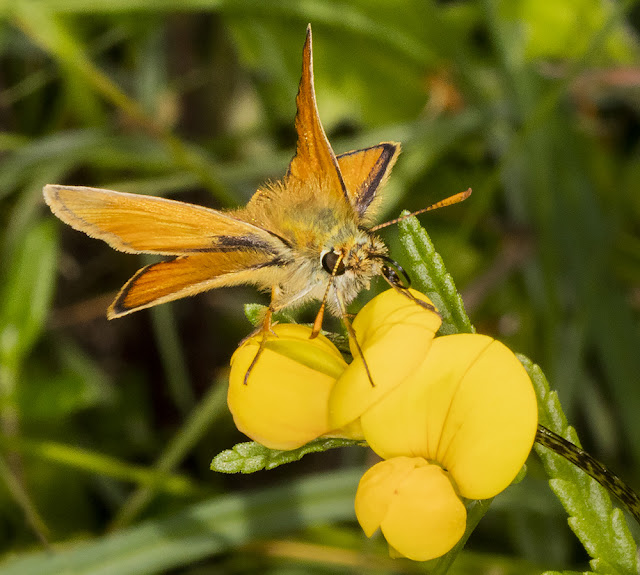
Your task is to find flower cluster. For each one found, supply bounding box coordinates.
[227,289,538,560]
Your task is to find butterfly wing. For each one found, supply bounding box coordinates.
[44,184,291,317]
[285,26,352,211]
[109,251,286,318]
[337,143,400,221]
[286,27,400,223]
[43,184,286,256]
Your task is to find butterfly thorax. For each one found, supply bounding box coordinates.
[239,176,388,313]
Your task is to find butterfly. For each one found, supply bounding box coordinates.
[43,25,469,343]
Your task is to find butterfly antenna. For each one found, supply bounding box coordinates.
[536,425,640,524]
[370,188,472,232]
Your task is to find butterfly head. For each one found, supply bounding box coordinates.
[317,229,389,308]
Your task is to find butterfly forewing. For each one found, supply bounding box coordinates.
[285,26,351,210]
[44,184,285,256]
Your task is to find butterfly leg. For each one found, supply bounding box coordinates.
[242,285,315,384]
[242,288,281,385]
[336,294,375,387]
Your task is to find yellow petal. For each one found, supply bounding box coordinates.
[361,334,537,500]
[355,456,422,536]
[328,289,441,429]
[349,288,440,356]
[228,324,347,450]
[435,336,538,499]
[355,457,466,561]
[361,334,492,459]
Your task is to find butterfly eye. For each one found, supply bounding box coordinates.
[321,250,346,275]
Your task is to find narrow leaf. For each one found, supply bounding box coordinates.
[243,303,296,328]
[211,438,364,474]
[0,436,201,497]
[0,219,58,375]
[522,355,639,575]
[398,215,474,334]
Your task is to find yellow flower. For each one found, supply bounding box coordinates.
[329,289,537,559]
[228,289,537,561]
[328,288,442,430]
[355,456,466,561]
[227,324,348,450]
[359,333,538,499]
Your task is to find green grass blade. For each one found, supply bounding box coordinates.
[0,130,107,201]
[111,380,229,529]
[0,454,50,547]
[11,3,233,204]
[0,219,58,376]
[0,436,202,497]
[18,0,438,65]
[147,299,195,416]
[0,469,360,575]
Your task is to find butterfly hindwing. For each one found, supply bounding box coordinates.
[109,251,285,318]
[337,143,400,221]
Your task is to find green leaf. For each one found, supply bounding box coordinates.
[243,303,296,328]
[498,0,637,63]
[523,356,639,575]
[0,436,201,497]
[243,303,267,328]
[211,438,364,474]
[398,214,474,335]
[0,219,58,380]
[0,469,360,575]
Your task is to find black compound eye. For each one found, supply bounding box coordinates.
[321,250,346,275]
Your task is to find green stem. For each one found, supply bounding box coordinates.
[0,454,50,547]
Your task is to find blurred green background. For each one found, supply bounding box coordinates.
[1,0,640,573]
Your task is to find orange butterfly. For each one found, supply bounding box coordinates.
[44,25,469,339]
